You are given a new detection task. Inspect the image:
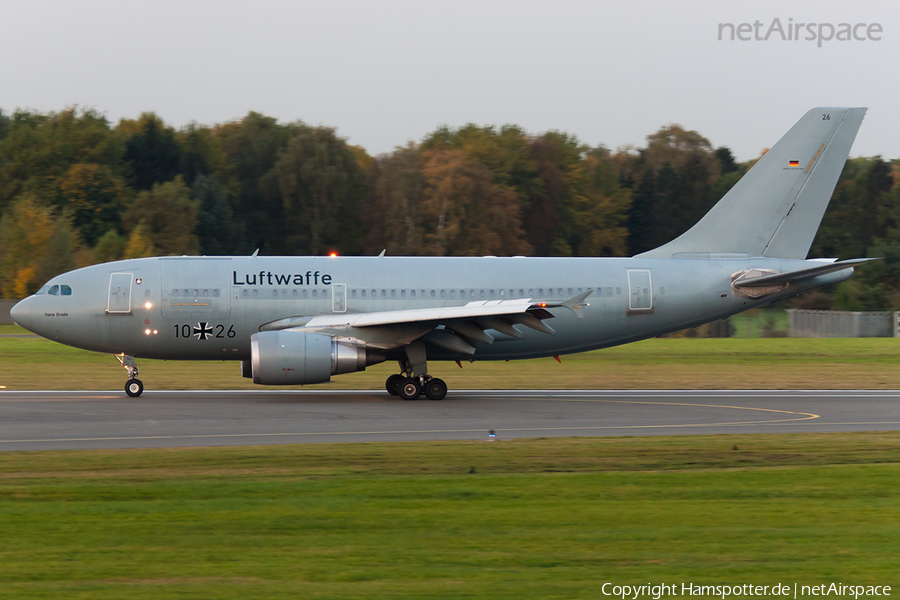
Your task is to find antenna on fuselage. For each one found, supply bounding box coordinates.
[378,249,386,257]
[251,249,259,257]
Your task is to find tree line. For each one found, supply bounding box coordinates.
[0,107,897,310]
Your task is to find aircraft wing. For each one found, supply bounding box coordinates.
[304,298,536,328]
[258,290,593,354]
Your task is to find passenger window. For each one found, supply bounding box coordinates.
[203,289,209,297]
[323,289,328,297]
[242,289,249,298]
[410,290,415,297]
[606,287,612,295]
[312,289,318,298]
[391,290,397,298]
[272,290,278,298]
[568,288,573,296]
[432,290,437,297]
[401,290,406,298]
[361,289,367,297]
[252,289,259,297]
[213,289,220,297]
[61,285,72,296]
[292,290,298,297]
[351,289,357,298]
[49,285,60,296]
[519,289,524,296]
[450,290,456,298]
[302,290,308,298]
[381,290,386,298]
[548,289,553,297]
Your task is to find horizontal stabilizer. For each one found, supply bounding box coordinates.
[732,258,880,288]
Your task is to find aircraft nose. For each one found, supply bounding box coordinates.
[9,298,32,330]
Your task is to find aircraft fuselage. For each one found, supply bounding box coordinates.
[15,254,849,363]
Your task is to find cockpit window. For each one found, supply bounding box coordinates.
[49,285,60,296]
[61,285,72,296]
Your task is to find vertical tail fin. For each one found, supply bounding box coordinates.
[638,107,867,259]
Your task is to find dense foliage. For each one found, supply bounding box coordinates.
[0,107,895,307]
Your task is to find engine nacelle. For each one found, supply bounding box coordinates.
[250,330,380,385]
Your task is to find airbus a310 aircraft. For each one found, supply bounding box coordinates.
[11,107,873,400]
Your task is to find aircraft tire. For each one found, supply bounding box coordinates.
[125,379,144,398]
[386,374,405,396]
[424,378,447,401]
[399,378,422,401]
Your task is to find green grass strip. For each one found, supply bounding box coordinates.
[0,433,897,598]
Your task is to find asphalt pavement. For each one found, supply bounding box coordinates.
[0,389,897,450]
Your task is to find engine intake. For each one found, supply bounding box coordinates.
[250,330,382,385]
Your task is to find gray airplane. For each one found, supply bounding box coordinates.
[10,107,873,400]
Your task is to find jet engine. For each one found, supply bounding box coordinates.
[250,330,383,385]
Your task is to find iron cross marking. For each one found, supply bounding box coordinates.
[193,322,214,340]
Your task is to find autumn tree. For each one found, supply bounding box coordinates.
[420,149,531,256]
[193,174,242,255]
[0,195,77,297]
[118,113,184,191]
[122,177,198,256]
[364,143,427,255]
[0,108,125,214]
[217,112,293,252]
[266,126,367,255]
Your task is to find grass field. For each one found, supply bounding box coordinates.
[0,433,896,599]
[2,323,900,390]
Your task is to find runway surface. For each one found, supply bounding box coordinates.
[0,389,897,450]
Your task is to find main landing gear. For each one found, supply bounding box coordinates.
[385,343,448,400]
[116,354,144,397]
[385,373,448,401]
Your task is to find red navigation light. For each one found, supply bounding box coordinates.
[329,252,338,258]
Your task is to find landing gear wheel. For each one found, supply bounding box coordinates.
[386,374,406,396]
[424,378,448,401]
[125,378,144,397]
[399,378,422,401]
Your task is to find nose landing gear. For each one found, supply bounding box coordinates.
[116,354,144,397]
